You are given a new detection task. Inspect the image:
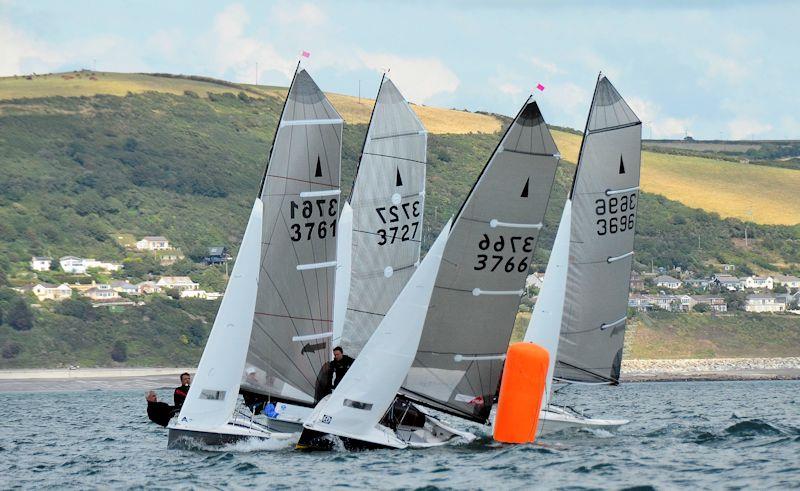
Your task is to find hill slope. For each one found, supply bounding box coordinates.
[0,72,798,368]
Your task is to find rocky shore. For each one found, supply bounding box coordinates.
[621,357,800,382]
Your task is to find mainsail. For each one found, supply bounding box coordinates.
[242,67,344,407]
[400,98,560,423]
[554,75,642,384]
[341,76,427,356]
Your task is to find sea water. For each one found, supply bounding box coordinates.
[1,380,798,489]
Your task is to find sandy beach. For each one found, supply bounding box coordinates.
[2,358,799,392]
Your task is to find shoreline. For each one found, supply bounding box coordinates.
[1,358,799,392]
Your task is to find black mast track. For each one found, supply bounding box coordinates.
[451,95,535,225]
[347,73,386,204]
[568,72,602,200]
[259,60,301,197]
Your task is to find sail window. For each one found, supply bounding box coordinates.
[199,390,226,401]
[343,399,374,411]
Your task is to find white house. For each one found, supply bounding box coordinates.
[691,295,728,312]
[713,274,743,291]
[60,256,87,274]
[30,256,53,272]
[744,294,786,313]
[84,284,119,301]
[136,281,162,294]
[84,259,123,272]
[136,236,171,251]
[525,273,545,290]
[655,275,682,289]
[156,276,199,291]
[110,280,139,295]
[743,276,773,290]
[30,283,72,301]
[180,289,208,299]
[773,275,800,289]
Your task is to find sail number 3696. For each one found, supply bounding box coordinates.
[595,193,636,236]
[474,234,534,273]
[289,198,337,241]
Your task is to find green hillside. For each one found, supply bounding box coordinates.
[0,72,798,368]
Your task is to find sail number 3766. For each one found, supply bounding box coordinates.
[289,198,338,241]
[595,193,636,236]
[474,234,534,273]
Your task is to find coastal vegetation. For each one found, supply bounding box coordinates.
[0,71,798,368]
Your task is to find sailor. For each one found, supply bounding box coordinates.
[327,346,355,391]
[145,391,175,427]
[173,372,191,408]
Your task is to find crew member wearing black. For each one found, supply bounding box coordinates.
[145,391,175,427]
[327,346,355,391]
[174,372,191,408]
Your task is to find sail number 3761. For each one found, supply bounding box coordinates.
[289,198,338,241]
[595,193,636,236]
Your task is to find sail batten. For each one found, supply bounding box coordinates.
[340,77,428,357]
[554,75,642,384]
[400,98,559,424]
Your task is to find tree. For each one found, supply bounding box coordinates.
[8,299,34,331]
[693,303,710,313]
[110,341,128,362]
[773,284,788,293]
[2,341,22,359]
[55,298,96,321]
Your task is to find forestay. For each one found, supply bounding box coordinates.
[400,98,560,423]
[341,76,427,357]
[242,68,344,407]
[554,75,642,384]
[175,200,263,429]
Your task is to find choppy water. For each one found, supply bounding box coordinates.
[2,380,799,489]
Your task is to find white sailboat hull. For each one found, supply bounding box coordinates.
[167,417,297,449]
[537,405,629,435]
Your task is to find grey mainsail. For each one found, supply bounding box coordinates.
[242,67,343,406]
[554,75,642,384]
[341,76,427,357]
[400,98,559,423]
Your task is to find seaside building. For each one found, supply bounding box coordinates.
[30,256,53,272]
[136,236,171,251]
[744,294,786,313]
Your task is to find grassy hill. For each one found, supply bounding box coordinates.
[0,71,798,368]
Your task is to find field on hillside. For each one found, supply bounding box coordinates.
[514,311,800,359]
[551,131,800,225]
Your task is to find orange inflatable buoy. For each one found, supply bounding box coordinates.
[493,342,549,444]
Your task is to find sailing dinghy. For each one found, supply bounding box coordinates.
[524,74,641,435]
[168,66,344,447]
[300,96,560,449]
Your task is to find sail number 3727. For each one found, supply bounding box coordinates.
[375,201,421,246]
[595,193,636,236]
[289,198,338,241]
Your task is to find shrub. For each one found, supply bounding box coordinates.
[110,341,128,362]
[2,341,22,359]
[693,303,711,313]
[8,299,34,331]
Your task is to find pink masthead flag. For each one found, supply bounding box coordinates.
[536,83,545,92]
[301,50,311,58]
